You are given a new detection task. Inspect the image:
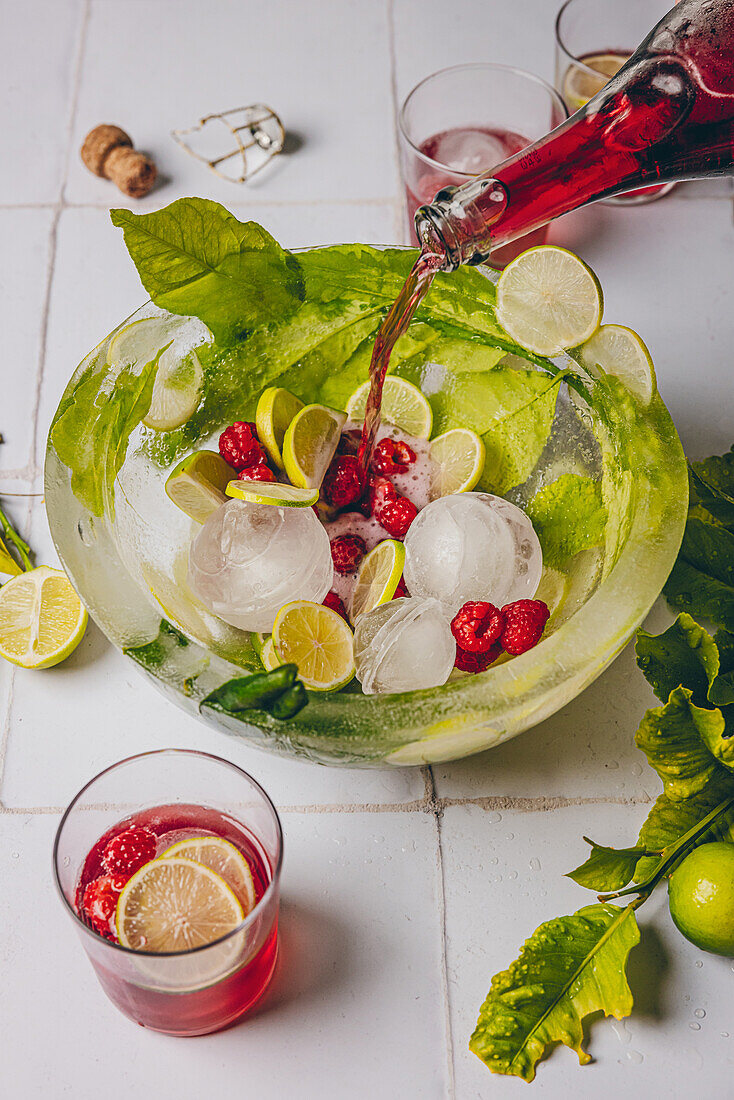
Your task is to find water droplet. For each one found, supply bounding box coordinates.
[695,960,704,968]
[607,760,620,770]
[631,763,643,776]
[63,856,70,868]
[529,858,541,872]
[507,870,518,880]
[627,1050,644,1064]
[11,851,19,859]
[505,833,515,841]
[689,1023,701,1031]
[485,812,502,824]
[721,1032,730,1039]
[489,856,498,865]
[612,1019,633,1045]
[333,836,346,846]
[694,1009,706,1019]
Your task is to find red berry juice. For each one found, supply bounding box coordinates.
[75,803,278,1036]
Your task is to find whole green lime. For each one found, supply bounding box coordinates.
[668,842,734,956]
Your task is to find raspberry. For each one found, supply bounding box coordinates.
[102,826,157,878]
[454,643,501,674]
[237,463,276,483]
[450,601,505,654]
[371,438,416,476]
[500,599,550,656]
[367,474,396,513]
[393,576,409,599]
[82,873,127,939]
[375,493,418,540]
[219,421,267,471]
[323,590,349,621]
[322,455,364,509]
[330,534,367,575]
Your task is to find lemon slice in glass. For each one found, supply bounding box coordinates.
[225,480,319,507]
[577,323,656,405]
[428,428,485,500]
[562,52,624,111]
[256,387,304,470]
[159,837,257,914]
[0,565,87,669]
[497,245,603,356]
[143,346,204,432]
[116,856,244,952]
[107,316,179,370]
[165,449,233,523]
[282,404,346,490]
[350,540,405,623]
[346,377,432,438]
[273,600,355,691]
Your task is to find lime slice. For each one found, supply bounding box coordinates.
[107,317,179,370]
[159,836,257,914]
[428,428,485,500]
[273,600,355,691]
[282,404,346,490]
[497,245,603,356]
[345,377,432,438]
[259,636,282,671]
[350,540,405,623]
[577,323,656,405]
[225,480,319,507]
[0,566,87,669]
[116,856,244,952]
[562,53,624,111]
[533,566,569,619]
[143,346,204,432]
[256,387,304,470]
[165,450,233,523]
[250,631,269,659]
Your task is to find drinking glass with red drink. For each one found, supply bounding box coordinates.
[398,63,567,267]
[53,749,282,1036]
[555,0,677,204]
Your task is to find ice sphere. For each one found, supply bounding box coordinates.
[430,128,512,175]
[353,597,455,695]
[188,499,333,632]
[403,493,542,616]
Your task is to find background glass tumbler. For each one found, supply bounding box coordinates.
[555,0,676,204]
[398,63,567,267]
[53,749,283,1036]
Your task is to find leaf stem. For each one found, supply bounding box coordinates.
[598,793,734,903]
[0,501,33,571]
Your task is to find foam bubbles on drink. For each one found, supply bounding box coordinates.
[353,597,455,694]
[403,493,542,616]
[188,499,333,632]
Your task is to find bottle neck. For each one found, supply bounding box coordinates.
[416,0,734,270]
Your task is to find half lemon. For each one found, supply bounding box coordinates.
[0,566,87,669]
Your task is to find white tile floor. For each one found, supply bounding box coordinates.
[1,1,733,1097]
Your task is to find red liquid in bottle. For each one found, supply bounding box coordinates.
[75,803,278,1036]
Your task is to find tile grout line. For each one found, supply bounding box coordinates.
[0,667,18,807]
[0,791,656,816]
[426,765,456,1099]
[26,0,91,476]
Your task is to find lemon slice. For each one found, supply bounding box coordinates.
[159,837,257,914]
[116,857,244,952]
[143,346,204,432]
[107,317,179,370]
[497,245,603,356]
[273,600,355,691]
[562,52,625,111]
[0,566,87,669]
[259,636,282,671]
[350,540,405,623]
[225,480,319,507]
[282,404,346,490]
[165,450,233,523]
[256,387,304,470]
[577,323,656,405]
[428,428,485,500]
[345,377,432,438]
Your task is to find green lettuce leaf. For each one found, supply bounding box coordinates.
[634,687,733,801]
[566,840,647,892]
[710,630,734,705]
[526,475,607,569]
[636,612,720,707]
[50,349,161,516]
[689,449,734,529]
[110,199,303,343]
[470,903,640,1082]
[634,770,734,880]
[664,517,734,632]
